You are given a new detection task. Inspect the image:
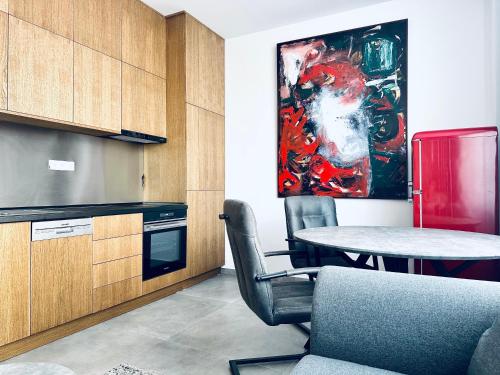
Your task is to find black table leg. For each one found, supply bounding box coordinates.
[313,246,321,267]
[383,257,409,273]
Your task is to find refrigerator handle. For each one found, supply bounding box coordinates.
[407,181,413,203]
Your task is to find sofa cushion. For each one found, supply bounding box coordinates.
[291,355,403,375]
[468,317,500,375]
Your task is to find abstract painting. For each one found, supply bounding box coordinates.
[277,20,407,199]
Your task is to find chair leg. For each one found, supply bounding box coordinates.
[229,351,307,375]
[294,323,310,335]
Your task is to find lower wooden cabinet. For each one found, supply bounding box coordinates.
[31,235,93,334]
[0,222,30,346]
[93,255,142,288]
[93,276,142,313]
[187,190,225,277]
[0,11,7,110]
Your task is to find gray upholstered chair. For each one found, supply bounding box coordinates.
[292,266,500,375]
[284,196,357,269]
[220,199,319,375]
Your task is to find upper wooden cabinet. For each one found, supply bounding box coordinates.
[8,17,73,122]
[74,0,121,59]
[122,63,166,138]
[122,0,166,78]
[185,16,224,116]
[0,222,30,346]
[74,44,121,132]
[0,11,7,110]
[9,0,73,39]
[0,0,7,13]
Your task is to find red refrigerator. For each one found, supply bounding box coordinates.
[412,127,500,281]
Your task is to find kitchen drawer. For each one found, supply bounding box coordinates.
[92,276,142,312]
[93,255,141,288]
[93,234,142,264]
[93,213,142,240]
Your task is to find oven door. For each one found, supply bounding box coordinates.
[143,219,187,281]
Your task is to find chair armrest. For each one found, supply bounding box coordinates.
[255,267,320,281]
[285,238,299,243]
[264,250,307,257]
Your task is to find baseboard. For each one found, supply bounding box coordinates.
[0,269,219,362]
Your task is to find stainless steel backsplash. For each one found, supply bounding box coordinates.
[0,122,143,208]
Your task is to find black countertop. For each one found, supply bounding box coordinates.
[0,202,188,224]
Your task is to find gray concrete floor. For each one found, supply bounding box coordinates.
[4,273,306,374]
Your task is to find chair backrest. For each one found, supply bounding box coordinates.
[284,196,338,267]
[221,199,275,325]
[311,266,500,375]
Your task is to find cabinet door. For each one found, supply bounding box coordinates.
[187,190,225,276]
[31,235,92,334]
[0,222,30,346]
[74,44,121,132]
[8,17,73,122]
[9,0,73,39]
[0,1,7,13]
[0,11,6,109]
[122,0,166,78]
[186,104,224,190]
[186,16,224,115]
[74,0,121,59]
[122,63,166,138]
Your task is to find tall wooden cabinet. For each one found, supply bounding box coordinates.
[144,12,225,292]
[0,222,30,346]
[0,10,7,110]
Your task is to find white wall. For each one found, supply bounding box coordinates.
[224,0,498,270]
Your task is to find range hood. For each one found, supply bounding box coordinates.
[106,130,167,144]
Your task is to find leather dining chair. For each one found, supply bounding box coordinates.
[284,196,355,269]
[219,199,319,375]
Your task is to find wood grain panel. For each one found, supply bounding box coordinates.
[0,222,30,346]
[142,267,190,295]
[31,235,92,334]
[8,17,73,122]
[186,104,224,190]
[93,255,142,288]
[92,276,142,312]
[74,43,121,132]
[0,1,7,13]
[187,191,225,277]
[122,63,166,138]
[185,15,224,115]
[93,234,142,264]
[143,13,187,202]
[0,269,218,362]
[93,213,142,240]
[9,0,74,39]
[122,0,165,78]
[74,0,121,59]
[0,11,7,109]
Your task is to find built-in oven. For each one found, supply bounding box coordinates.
[143,208,187,281]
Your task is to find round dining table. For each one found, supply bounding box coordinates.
[293,226,500,277]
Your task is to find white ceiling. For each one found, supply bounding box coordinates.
[142,0,390,38]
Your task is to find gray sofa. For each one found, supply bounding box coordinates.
[292,266,500,375]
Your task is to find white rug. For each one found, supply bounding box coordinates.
[104,364,159,375]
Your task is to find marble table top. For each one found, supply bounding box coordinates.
[0,363,75,375]
[293,226,500,260]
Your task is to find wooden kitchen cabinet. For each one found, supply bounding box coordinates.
[0,0,7,13]
[9,0,73,39]
[186,104,225,191]
[186,15,224,115]
[187,191,225,276]
[93,276,142,312]
[74,0,121,59]
[31,235,93,334]
[122,63,166,138]
[93,255,142,288]
[0,11,7,110]
[93,213,142,240]
[122,0,166,78]
[74,44,121,132]
[0,222,30,346]
[8,17,73,122]
[93,234,142,264]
